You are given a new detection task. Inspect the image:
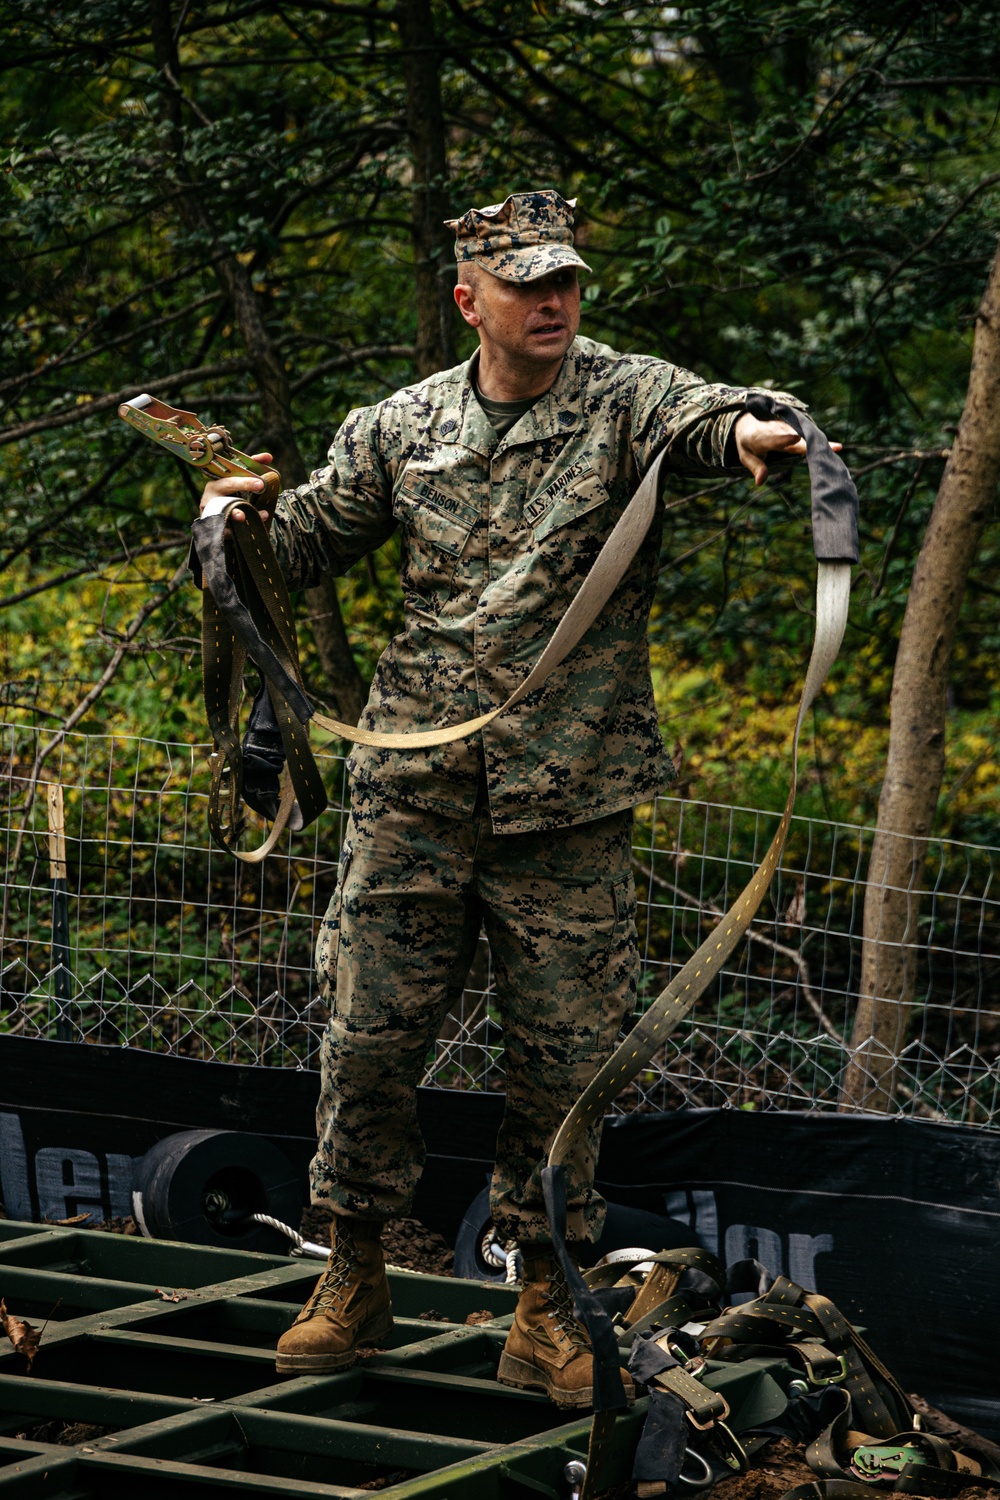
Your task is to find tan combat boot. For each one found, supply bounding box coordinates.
[275,1217,392,1374]
[497,1246,635,1410]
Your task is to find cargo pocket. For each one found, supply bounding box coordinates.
[393,482,478,595]
[316,844,352,1009]
[599,872,638,1053]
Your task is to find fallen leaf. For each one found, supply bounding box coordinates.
[784,880,806,927]
[0,1299,41,1371]
[154,1289,187,1303]
[52,1213,92,1227]
[463,1309,495,1326]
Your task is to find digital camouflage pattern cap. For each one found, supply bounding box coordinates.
[445,190,591,283]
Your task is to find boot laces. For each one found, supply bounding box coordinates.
[309,1233,359,1314]
[544,1268,590,1352]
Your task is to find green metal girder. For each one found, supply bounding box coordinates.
[0,1219,787,1498]
[0,1221,619,1497]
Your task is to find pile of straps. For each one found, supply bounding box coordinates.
[582,1247,1000,1500]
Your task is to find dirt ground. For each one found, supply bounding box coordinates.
[708,1438,817,1500]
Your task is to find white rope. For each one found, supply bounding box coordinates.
[251,1212,329,1259]
[481,1227,507,1268]
[480,1227,521,1282]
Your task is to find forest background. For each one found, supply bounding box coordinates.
[4,0,1000,836]
[2,0,1000,1106]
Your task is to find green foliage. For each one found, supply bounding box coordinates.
[2,0,999,841]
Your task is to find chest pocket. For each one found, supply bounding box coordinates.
[525,462,611,542]
[393,477,479,594]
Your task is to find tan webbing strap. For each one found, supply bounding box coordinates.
[310,447,667,745]
[705,1277,907,1438]
[200,511,325,861]
[794,1389,1000,1500]
[195,447,669,858]
[547,559,851,1176]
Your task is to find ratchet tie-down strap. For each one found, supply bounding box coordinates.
[191,395,856,864]
[614,1253,1000,1500]
[536,398,859,1500]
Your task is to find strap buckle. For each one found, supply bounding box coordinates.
[684,1407,747,1475]
[667,1339,707,1381]
[803,1351,848,1386]
[708,1419,748,1473]
[657,1336,747,1474]
[685,1396,731,1433]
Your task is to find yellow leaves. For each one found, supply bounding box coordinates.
[941,725,1000,822]
[960,732,992,757]
[659,664,712,697]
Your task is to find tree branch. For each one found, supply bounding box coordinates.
[0,361,252,447]
[290,344,416,393]
[0,292,222,402]
[0,445,141,572]
[871,173,1000,307]
[880,76,1000,89]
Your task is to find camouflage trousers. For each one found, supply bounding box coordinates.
[310,781,638,1245]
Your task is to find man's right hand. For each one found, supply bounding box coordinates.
[199,451,274,528]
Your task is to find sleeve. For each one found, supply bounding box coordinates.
[628,358,806,477]
[269,403,396,590]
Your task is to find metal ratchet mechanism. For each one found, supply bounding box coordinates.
[849,1444,930,1480]
[118,394,282,508]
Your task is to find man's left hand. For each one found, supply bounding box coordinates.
[734,412,842,487]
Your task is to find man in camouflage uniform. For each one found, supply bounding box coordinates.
[201,190,811,1406]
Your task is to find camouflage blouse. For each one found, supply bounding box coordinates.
[272,336,798,833]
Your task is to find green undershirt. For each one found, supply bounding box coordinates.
[474,384,539,439]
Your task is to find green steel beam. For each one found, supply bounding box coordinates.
[3,1217,794,1500]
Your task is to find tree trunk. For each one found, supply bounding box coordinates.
[840,236,1000,1111]
[397,0,455,378]
[150,0,365,724]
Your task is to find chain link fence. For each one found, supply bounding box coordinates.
[2,721,998,1126]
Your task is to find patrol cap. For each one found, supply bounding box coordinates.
[445,190,590,283]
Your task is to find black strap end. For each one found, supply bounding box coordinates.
[541,1164,630,1414]
[742,395,860,566]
